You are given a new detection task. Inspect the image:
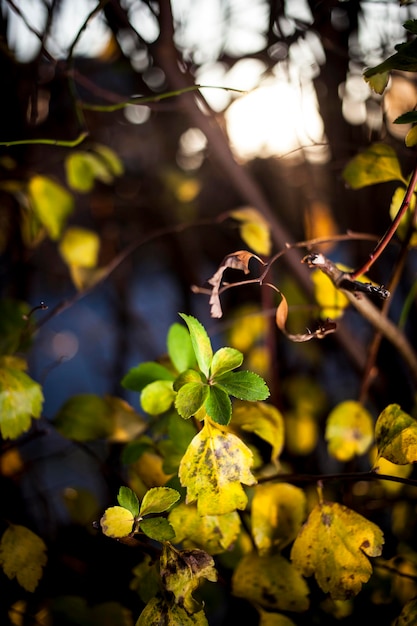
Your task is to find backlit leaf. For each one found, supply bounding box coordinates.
[169,502,241,554]
[342,143,405,189]
[251,483,307,554]
[105,395,147,443]
[100,506,134,539]
[28,175,74,240]
[122,362,174,392]
[140,487,180,516]
[0,366,43,439]
[93,143,124,176]
[117,486,139,517]
[210,347,243,377]
[139,517,176,541]
[175,381,209,419]
[311,268,349,319]
[65,150,118,192]
[325,400,374,462]
[232,552,309,612]
[230,207,271,256]
[214,371,270,401]
[54,393,113,441]
[141,380,175,415]
[0,525,47,592]
[160,543,217,613]
[59,227,100,268]
[167,323,196,372]
[204,385,232,426]
[290,500,384,600]
[179,314,213,378]
[232,402,285,463]
[374,403,417,464]
[179,421,256,515]
[137,597,208,626]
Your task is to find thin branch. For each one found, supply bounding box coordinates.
[67,0,110,61]
[0,131,88,148]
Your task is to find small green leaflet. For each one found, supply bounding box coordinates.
[210,347,243,377]
[205,386,232,426]
[0,366,44,439]
[179,314,213,378]
[117,486,139,517]
[140,487,180,516]
[167,322,197,372]
[121,362,174,392]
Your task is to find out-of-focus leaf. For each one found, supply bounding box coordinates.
[179,421,256,515]
[169,502,241,554]
[59,227,100,268]
[251,483,307,554]
[285,412,318,456]
[374,403,417,464]
[137,597,208,626]
[389,187,417,245]
[342,143,405,189]
[100,506,134,539]
[179,314,213,378]
[290,500,384,600]
[117,486,139,517]
[92,143,124,176]
[0,525,47,592]
[0,299,31,354]
[232,402,285,464]
[54,393,113,441]
[393,597,417,625]
[230,207,271,256]
[141,380,175,415]
[0,366,43,439]
[28,175,74,240]
[139,517,176,541]
[160,543,217,614]
[312,268,349,319]
[122,362,174,392]
[65,151,114,192]
[167,322,196,372]
[406,124,417,148]
[130,556,160,603]
[325,400,374,462]
[258,610,297,626]
[90,601,133,626]
[140,486,180,516]
[232,552,309,612]
[105,395,147,443]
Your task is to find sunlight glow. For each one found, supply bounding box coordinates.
[225,78,328,162]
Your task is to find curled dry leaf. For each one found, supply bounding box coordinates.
[207,250,265,318]
[276,291,337,343]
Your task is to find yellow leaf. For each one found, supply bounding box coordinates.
[169,502,241,554]
[0,525,47,592]
[406,125,417,147]
[59,227,100,268]
[100,506,135,539]
[179,420,256,515]
[285,412,318,456]
[130,451,174,490]
[232,401,285,464]
[68,265,108,291]
[375,404,417,464]
[325,400,374,462]
[137,597,208,626]
[290,500,384,600]
[28,175,74,240]
[251,483,307,554]
[230,207,271,256]
[394,597,417,626]
[160,543,217,614]
[389,187,417,245]
[232,551,309,612]
[258,610,297,626]
[311,268,349,319]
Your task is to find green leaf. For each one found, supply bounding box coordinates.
[179,314,213,378]
[117,486,139,517]
[92,143,124,176]
[141,380,175,415]
[210,347,243,377]
[204,385,232,426]
[160,543,217,614]
[28,175,74,240]
[173,369,206,391]
[251,483,307,554]
[54,394,113,441]
[0,525,47,592]
[58,227,100,268]
[0,366,43,439]
[130,556,160,603]
[121,362,174,391]
[139,517,176,541]
[168,323,196,372]
[394,111,417,124]
[169,503,241,554]
[342,143,406,189]
[214,371,270,401]
[179,421,256,515]
[232,402,285,464]
[364,33,417,94]
[232,552,309,612]
[137,597,209,626]
[374,403,417,464]
[65,151,115,192]
[100,506,134,539]
[290,500,384,600]
[175,381,209,419]
[140,486,180,516]
[0,299,31,354]
[325,400,374,462]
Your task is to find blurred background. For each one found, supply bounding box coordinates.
[2,0,417,622]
